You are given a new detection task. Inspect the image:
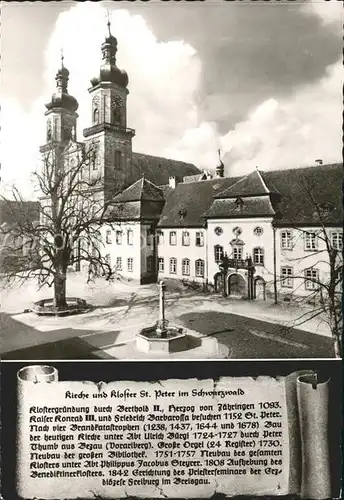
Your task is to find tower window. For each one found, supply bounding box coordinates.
[93,108,99,125]
[114,151,122,169]
[112,107,121,125]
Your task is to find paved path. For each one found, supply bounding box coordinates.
[1,305,334,359]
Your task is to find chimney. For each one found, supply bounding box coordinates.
[315,159,323,165]
[169,176,177,188]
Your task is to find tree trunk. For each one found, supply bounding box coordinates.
[54,270,67,309]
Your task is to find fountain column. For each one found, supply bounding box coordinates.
[156,281,167,337]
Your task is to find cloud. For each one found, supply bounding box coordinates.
[166,59,342,175]
[1,3,202,197]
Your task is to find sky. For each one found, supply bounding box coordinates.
[1,0,343,198]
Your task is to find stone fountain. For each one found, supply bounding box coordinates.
[136,281,187,353]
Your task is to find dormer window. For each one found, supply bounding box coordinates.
[179,209,187,221]
[235,197,244,210]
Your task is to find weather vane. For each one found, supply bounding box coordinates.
[106,8,112,36]
[60,48,64,67]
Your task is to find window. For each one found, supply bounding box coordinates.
[196,232,204,247]
[195,259,205,278]
[254,226,263,236]
[182,231,190,246]
[114,150,121,169]
[182,258,190,276]
[281,230,293,250]
[169,231,177,246]
[147,230,153,246]
[214,245,224,263]
[112,107,121,124]
[147,255,154,273]
[158,257,164,272]
[105,254,111,266]
[91,149,98,170]
[157,230,164,245]
[305,268,319,290]
[116,230,122,245]
[281,266,293,288]
[232,246,243,260]
[253,247,264,265]
[127,229,133,245]
[106,230,112,244]
[331,231,343,250]
[127,258,133,272]
[304,231,317,251]
[116,257,122,271]
[169,258,177,274]
[93,108,99,125]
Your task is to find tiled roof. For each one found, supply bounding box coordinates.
[158,163,342,228]
[215,169,278,198]
[158,177,240,227]
[130,152,200,186]
[113,176,164,203]
[264,163,343,226]
[204,196,276,219]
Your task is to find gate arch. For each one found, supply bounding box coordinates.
[254,276,266,300]
[227,273,247,297]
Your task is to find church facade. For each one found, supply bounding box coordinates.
[39,23,342,302]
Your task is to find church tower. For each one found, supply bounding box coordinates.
[83,19,135,202]
[40,54,79,153]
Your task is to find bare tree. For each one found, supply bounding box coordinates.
[274,178,342,358]
[0,141,121,309]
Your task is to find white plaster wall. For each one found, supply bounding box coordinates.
[206,218,275,287]
[156,227,207,283]
[101,221,142,280]
[276,226,342,297]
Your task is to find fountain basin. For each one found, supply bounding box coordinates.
[32,297,88,316]
[136,326,187,353]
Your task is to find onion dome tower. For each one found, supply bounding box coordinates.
[42,52,79,146]
[83,15,135,203]
[215,149,225,178]
[90,19,129,90]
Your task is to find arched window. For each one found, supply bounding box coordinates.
[195,259,205,277]
[253,247,264,265]
[47,121,52,142]
[114,151,121,169]
[112,107,121,124]
[93,107,99,125]
[182,258,190,276]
